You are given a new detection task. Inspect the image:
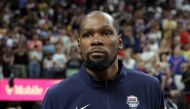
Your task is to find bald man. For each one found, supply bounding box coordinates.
[41,11,165,109]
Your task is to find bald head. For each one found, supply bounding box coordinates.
[84,11,114,23]
[79,11,118,34]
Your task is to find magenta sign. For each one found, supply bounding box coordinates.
[0,79,62,101]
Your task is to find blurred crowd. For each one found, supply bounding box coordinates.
[1,0,190,108]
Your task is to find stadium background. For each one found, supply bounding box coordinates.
[0,0,190,109]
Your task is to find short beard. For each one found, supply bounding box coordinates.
[84,53,116,72]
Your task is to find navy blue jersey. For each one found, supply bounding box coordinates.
[41,61,165,109]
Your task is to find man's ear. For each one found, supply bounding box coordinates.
[78,31,80,47]
[77,38,82,55]
[78,38,80,47]
[118,34,123,49]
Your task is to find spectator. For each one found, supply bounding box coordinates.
[43,34,55,54]
[121,25,133,49]
[178,26,190,45]
[66,46,82,77]
[122,48,136,69]
[135,59,147,73]
[2,47,14,78]
[181,44,190,61]
[0,39,4,79]
[6,102,22,109]
[58,28,72,56]
[158,52,171,90]
[28,45,43,78]
[162,11,177,38]
[147,18,162,43]
[27,34,43,51]
[43,53,54,78]
[12,42,28,78]
[168,45,186,90]
[159,38,171,54]
[52,44,67,78]
[181,62,190,108]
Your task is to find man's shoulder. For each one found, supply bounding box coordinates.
[125,69,159,84]
[47,73,82,95]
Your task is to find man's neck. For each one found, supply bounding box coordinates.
[86,60,119,81]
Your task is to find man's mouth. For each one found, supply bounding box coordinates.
[90,52,105,57]
[89,49,106,58]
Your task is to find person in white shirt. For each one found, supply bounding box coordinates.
[43,53,54,78]
[122,48,136,69]
[52,44,67,78]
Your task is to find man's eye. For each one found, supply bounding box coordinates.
[82,33,91,38]
[102,31,113,36]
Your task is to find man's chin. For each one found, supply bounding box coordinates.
[83,53,117,72]
[84,59,112,72]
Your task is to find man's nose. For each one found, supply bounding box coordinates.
[91,33,103,46]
